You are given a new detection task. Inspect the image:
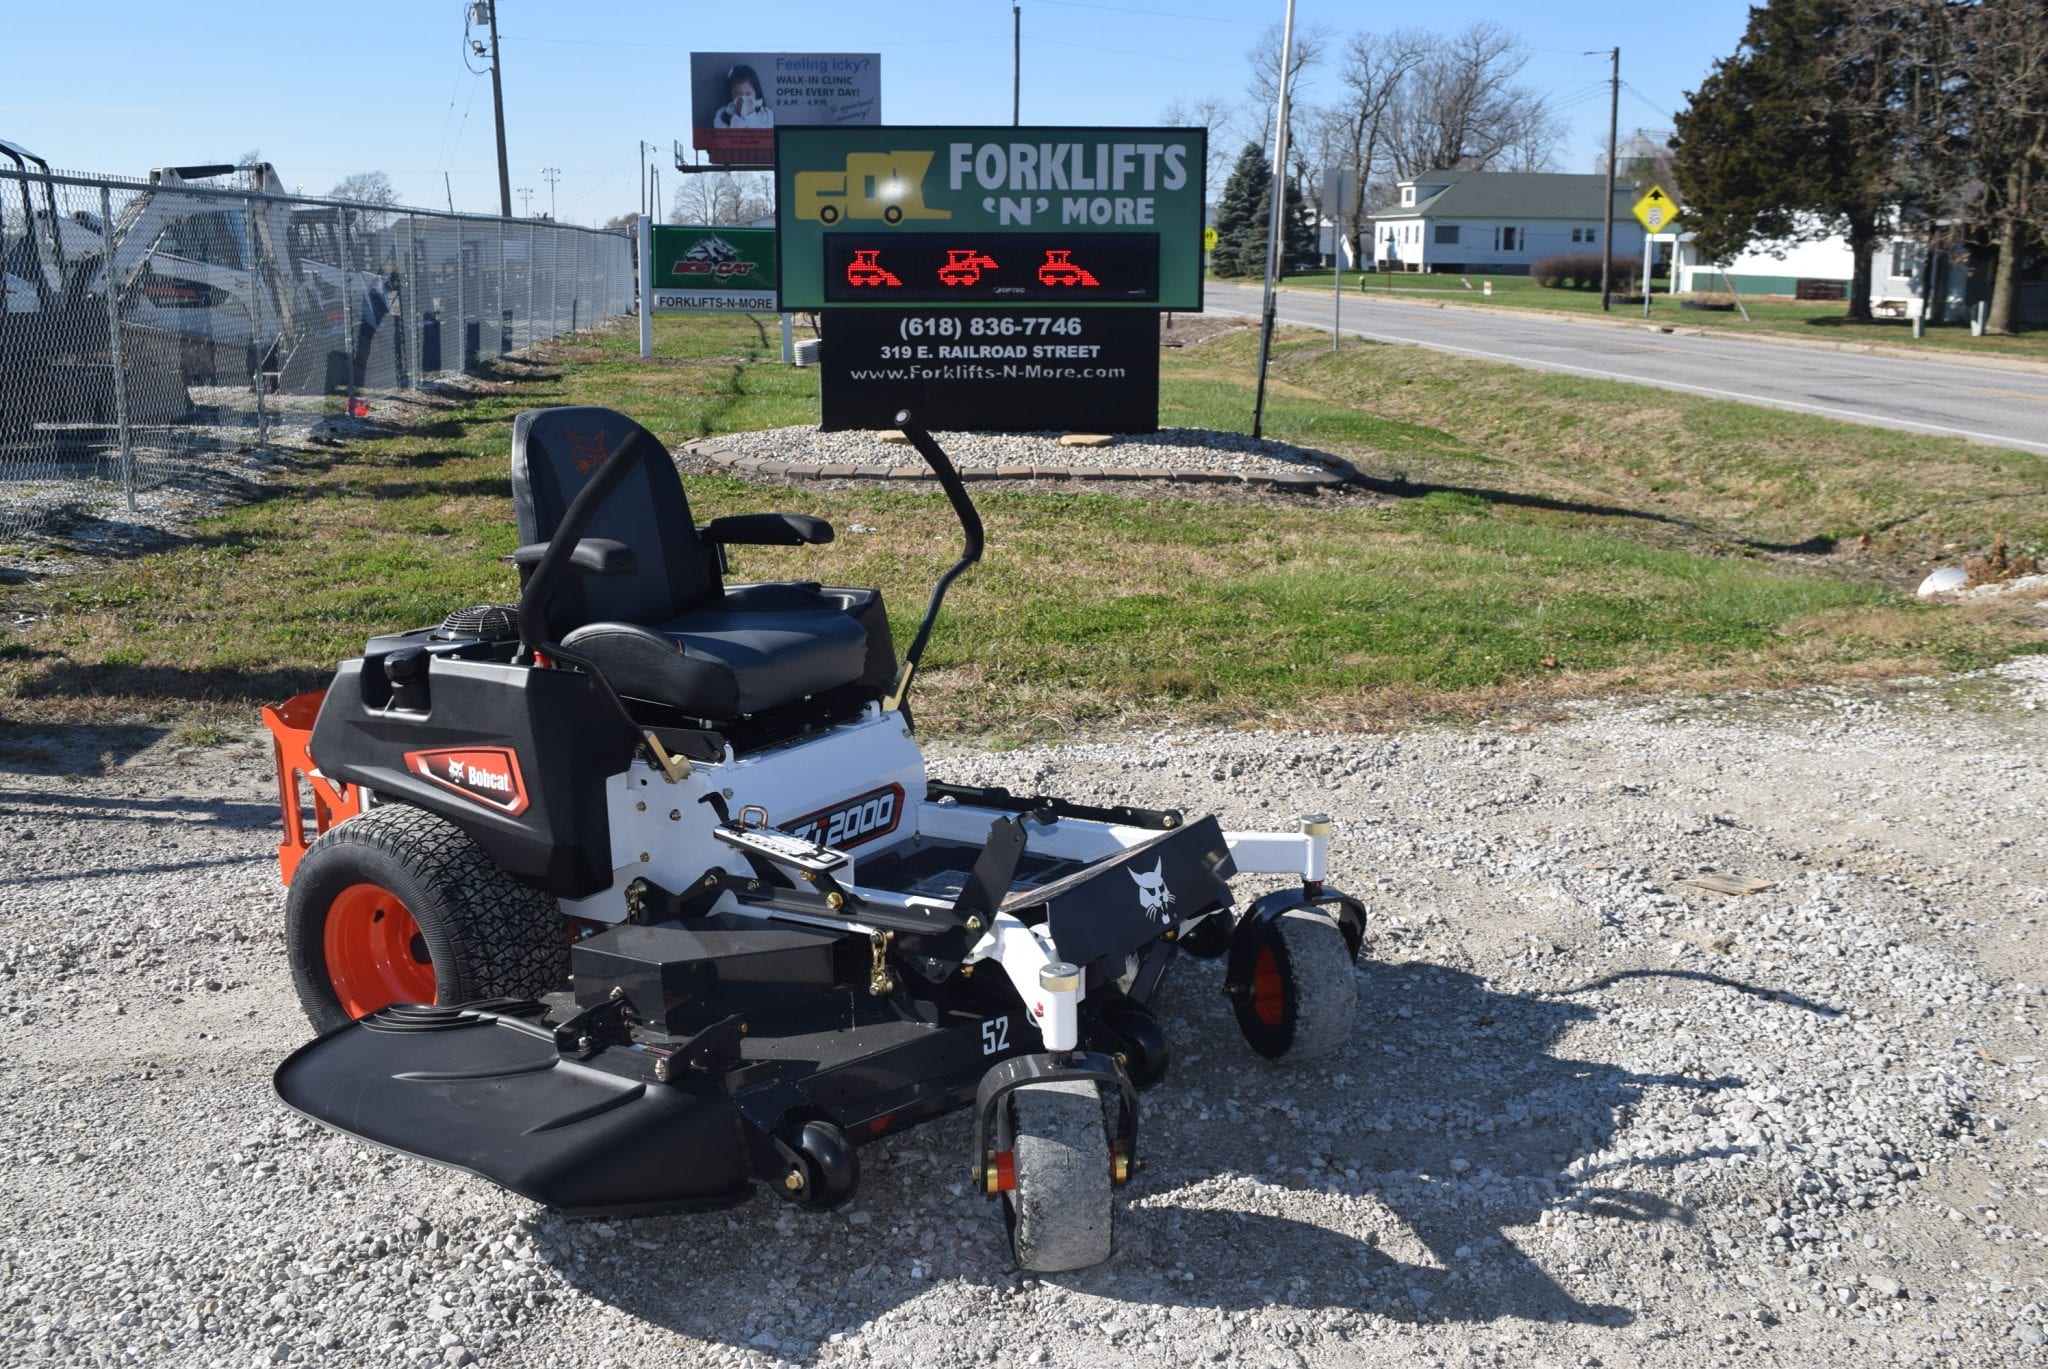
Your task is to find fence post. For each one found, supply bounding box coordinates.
[244,193,268,447]
[454,217,466,372]
[550,227,561,339]
[526,222,538,349]
[100,185,135,510]
[340,211,356,414]
[404,213,421,389]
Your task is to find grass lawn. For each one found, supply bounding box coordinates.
[1245,271,2048,363]
[2,313,2042,742]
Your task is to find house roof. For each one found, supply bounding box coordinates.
[1372,171,1642,222]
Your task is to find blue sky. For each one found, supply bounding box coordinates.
[4,0,1754,222]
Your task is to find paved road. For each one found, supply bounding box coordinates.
[1203,280,2048,454]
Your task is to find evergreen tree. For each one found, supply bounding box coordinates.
[1283,164,1321,272]
[1209,143,1272,278]
[1671,0,1900,321]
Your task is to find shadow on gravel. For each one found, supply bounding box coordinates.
[528,956,1841,1357]
[0,721,167,774]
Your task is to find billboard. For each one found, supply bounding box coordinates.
[690,53,881,168]
[774,127,1206,311]
[648,226,777,313]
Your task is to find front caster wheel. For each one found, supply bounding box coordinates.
[1003,1081,1114,1272]
[1229,908,1357,1062]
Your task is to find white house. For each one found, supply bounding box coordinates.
[1367,171,1649,275]
[1675,227,1973,320]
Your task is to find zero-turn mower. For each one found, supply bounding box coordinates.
[264,406,1364,1271]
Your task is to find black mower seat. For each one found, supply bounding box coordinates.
[562,583,873,719]
[512,406,880,720]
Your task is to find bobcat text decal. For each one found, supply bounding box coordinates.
[404,747,531,816]
[779,783,903,850]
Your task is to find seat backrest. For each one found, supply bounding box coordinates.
[511,406,713,633]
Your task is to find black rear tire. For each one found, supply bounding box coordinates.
[284,804,568,1034]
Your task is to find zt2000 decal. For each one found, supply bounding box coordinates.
[404,747,530,816]
[780,783,903,850]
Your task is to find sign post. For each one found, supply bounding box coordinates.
[638,216,654,358]
[1630,185,1682,318]
[1321,168,1356,352]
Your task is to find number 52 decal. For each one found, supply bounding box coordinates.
[980,1016,1011,1056]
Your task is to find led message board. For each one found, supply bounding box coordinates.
[776,126,1205,310]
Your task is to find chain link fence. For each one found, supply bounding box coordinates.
[1,154,635,538]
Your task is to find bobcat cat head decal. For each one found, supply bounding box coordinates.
[1130,859,1174,923]
[565,427,607,475]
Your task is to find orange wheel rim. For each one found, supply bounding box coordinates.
[323,882,437,1019]
[1252,944,1286,1029]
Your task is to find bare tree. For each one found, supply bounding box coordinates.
[1160,94,1245,202]
[330,171,400,206]
[1388,23,1562,177]
[1244,20,1335,155]
[1317,29,1433,265]
[671,172,773,227]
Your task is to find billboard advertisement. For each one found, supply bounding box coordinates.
[774,127,1206,311]
[648,226,777,313]
[690,53,881,168]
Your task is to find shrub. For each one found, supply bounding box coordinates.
[1531,251,1642,291]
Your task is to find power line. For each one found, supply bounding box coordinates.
[1024,33,1244,70]
[1031,0,1267,27]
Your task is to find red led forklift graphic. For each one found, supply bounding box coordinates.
[937,249,1000,287]
[845,249,902,288]
[1037,250,1100,287]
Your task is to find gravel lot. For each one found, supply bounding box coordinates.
[4,659,2047,1367]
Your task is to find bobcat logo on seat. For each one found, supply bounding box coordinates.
[565,427,607,474]
[1130,859,1174,923]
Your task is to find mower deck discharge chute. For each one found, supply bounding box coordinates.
[266,405,1366,1270]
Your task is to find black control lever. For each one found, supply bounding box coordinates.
[888,409,985,718]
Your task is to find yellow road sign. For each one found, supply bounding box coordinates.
[1203,226,1219,252]
[1633,184,1681,233]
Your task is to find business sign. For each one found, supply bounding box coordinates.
[775,126,1206,311]
[690,53,881,168]
[648,226,777,312]
[818,309,1160,432]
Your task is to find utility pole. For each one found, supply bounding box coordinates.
[1012,4,1021,126]
[1251,0,1298,440]
[517,186,534,217]
[1594,46,1619,311]
[542,166,561,220]
[468,1,513,218]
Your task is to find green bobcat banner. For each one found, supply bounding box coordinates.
[649,226,778,312]
[774,127,1206,310]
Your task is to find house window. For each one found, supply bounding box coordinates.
[1571,227,1582,243]
[1572,227,1598,244]
[1434,224,1459,245]
[1890,240,1922,278]
[1401,186,1415,206]
[1495,226,1519,252]
[1586,227,1597,245]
